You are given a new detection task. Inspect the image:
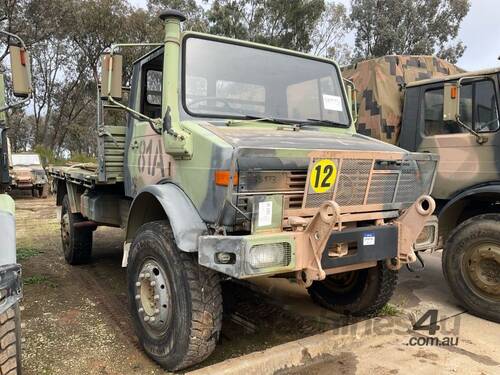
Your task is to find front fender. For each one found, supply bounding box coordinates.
[125,183,207,252]
[438,183,500,241]
[439,183,500,217]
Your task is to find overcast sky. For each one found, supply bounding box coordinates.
[130,0,500,71]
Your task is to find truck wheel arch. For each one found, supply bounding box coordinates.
[439,184,500,242]
[125,184,207,253]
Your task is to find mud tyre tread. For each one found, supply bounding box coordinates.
[127,221,222,371]
[61,195,92,265]
[0,304,21,375]
[442,214,500,323]
[308,261,398,317]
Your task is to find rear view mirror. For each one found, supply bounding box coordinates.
[443,83,459,122]
[100,53,123,100]
[8,44,31,98]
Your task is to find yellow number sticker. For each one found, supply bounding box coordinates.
[310,159,337,193]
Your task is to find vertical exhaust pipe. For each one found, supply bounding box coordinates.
[159,10,187,123]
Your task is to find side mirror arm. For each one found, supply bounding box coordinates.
[454,115,488,144]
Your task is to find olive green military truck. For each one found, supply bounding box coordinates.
[9,152,49,198]
[0,30,32,375]
[49,10,438,371]
[344,56,500,323]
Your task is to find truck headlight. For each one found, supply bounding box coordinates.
[248,242,291,269]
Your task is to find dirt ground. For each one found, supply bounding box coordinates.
[15,193,359,375]
[14,192,500,375]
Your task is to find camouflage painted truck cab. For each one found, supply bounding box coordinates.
[0,30,32,375]
[344,57,500,323]
[49,10,437,371]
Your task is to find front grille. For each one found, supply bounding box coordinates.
[331,159,372,207]
[303,158,435,210]
[366,173,398,204]
[236,156,436,216]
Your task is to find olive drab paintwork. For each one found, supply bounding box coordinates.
[342,55,464,144]
[45,13,445,369]
[49,13,439,285]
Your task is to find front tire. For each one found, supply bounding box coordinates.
[60,195,92,265]
[443,214,500,323]
[127,221,222,371]
[308,261,398,317]
[0,303,22,375]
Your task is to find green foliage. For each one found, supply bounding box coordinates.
[34,145,57,166]
[24,275,57,287]
[17,247,42,261]
[206,0,326,52]
[68,153,97,164]
[33,145,96,165]
[378,303,401,317]
[350,0,471,63]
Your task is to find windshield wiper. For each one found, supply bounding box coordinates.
[295,118,348,128]
[227,115,298,126]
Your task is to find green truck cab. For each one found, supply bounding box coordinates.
[49,10,438,371]
[344,57,500,323]
[0,30,32,375]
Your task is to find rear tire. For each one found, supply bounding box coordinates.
[0,303,22,375]
[60,195,92,265]
[443,214,500,323]
[127,221,222,371]
[308,261,398,317]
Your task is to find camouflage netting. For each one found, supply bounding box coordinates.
[342,55,465,145]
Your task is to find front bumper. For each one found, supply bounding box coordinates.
[0,264,22,314]
[199,195,436,283]
[198,225,398,279]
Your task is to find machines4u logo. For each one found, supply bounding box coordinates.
[408,309,460,347]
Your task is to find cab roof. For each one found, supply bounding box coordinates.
[406,66,500,87]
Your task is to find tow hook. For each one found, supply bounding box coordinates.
[295,200,341,288]
[388,195,435,271]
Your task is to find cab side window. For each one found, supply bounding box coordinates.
[475,80,499,132]
[423,79,499,136]
[424,88,464,135]
[143,70,162,118]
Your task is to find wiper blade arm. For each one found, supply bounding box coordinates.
[227,115,297,126]
[296,118,347,128]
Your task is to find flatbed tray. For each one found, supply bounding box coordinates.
[48,164,116,188]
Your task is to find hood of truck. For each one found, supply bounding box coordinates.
[11,166,46,183]
[202,123,404,153]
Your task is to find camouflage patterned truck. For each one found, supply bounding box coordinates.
[48,10,438,371]
[343,56,500,323]
[0,30,32,375]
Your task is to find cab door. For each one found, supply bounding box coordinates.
[126,54,173,197]
[416,78,500,199]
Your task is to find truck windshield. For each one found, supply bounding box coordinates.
[183,37,350,127]
[12,154,40,166]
